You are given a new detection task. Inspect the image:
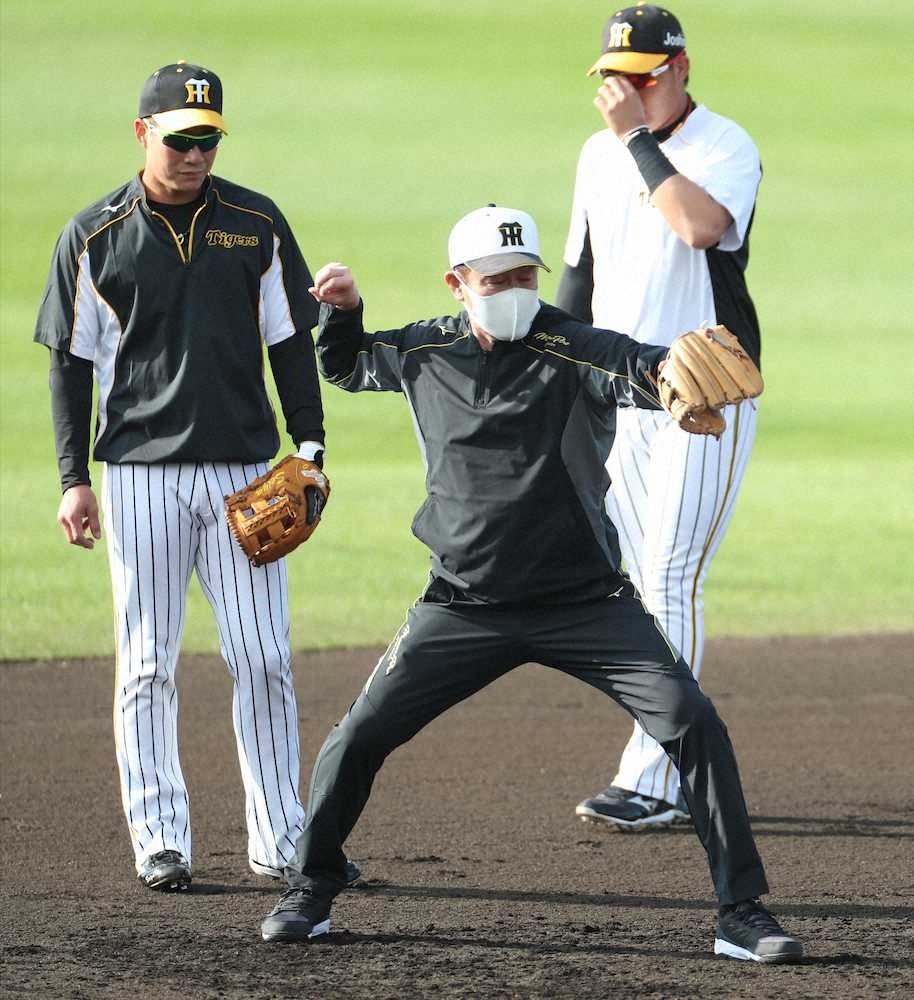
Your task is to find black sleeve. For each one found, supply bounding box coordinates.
[315,300,366,385]
[554,223,594,324]
[267,332,325,446]
[272,208,321,336]
[48,348,94,492]
[315,300,410,392]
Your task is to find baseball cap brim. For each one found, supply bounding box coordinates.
[148,108,227,133]
[464,252,551,276]
[586,51,669,76]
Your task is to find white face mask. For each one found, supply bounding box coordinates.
[458,279,540,343]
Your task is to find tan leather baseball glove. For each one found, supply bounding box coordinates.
[224,456,330,566]
[658,325,764,437]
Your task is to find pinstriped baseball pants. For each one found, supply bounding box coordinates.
[605,401,757,805]
[103,462,304,874]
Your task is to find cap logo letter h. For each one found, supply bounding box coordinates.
[607,22,633,48]
[184,78,212,105]
[498,221,525,247]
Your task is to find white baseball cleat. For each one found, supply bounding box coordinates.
[575,785,690,831]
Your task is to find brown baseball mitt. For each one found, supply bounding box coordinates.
[658,325,764,437]
[224,456,330,567]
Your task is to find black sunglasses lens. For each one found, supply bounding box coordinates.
[162,132,221,153]
[195,134,221,152]
[163,135,188,152]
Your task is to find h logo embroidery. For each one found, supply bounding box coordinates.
[184,78,212,104]
[607,22,633,48]
[498,221,525,247]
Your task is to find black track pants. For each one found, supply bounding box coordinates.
[287,584,768,905]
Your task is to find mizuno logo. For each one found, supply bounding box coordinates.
[385,623,410,674]
[204,229,259,248]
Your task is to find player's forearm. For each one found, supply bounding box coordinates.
[578,323,666,410]
[651,174,733,249]
[555,224,594,323]
[48,348,94,491]
[619,342,668,410]
[316,300,369,388]
[268,332,325,446]
[623,129,731,249]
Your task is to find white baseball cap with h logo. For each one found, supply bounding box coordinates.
[448,205,551,276]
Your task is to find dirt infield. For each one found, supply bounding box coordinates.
[2,634,912,999]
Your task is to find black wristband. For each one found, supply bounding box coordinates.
[625,129,678,195]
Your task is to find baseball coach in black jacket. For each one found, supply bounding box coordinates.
[259,205,803,964]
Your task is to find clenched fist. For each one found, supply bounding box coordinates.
[309,263,360,311]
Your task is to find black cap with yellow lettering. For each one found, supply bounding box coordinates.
[139,61,227,133]
[587,5,685,76]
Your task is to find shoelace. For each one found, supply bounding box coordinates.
[276,886,318,908]
[728,899,785,935]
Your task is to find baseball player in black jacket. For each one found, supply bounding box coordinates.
[260,206,803,963]
[34,61,362,895]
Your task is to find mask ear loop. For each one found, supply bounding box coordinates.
[453,272,480,320]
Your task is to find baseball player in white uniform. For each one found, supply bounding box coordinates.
[34,62,358,891]
[557,5,764,829]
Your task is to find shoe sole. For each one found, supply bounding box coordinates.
[262,918,330,943]
[141,872,191,891]
[714,936,803,964]
[576,807,691,832]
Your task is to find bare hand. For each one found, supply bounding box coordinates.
[594,76,647,138]
[57,484,101,549]
[309,263,360,311]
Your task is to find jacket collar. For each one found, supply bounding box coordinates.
[129,171,216,208]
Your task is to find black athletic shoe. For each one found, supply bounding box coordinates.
[137,850,191,892]
[261,886,332,943]
[575,786,690,831]
[249,857,362,887]
[714,899,804,963]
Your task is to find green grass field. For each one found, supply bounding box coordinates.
[1,1,911,659]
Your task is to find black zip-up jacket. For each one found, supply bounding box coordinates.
[34,173,322,487]
[318,301,667,605]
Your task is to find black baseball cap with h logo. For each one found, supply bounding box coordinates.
[139,61,227,133]
[587,4,686,76]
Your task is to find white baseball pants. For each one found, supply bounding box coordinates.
[605,402,758,805]
[103,462,304,874]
